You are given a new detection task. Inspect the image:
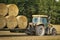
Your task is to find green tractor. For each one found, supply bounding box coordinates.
[26,15,57,36]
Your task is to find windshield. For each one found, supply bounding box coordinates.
[32,17,38,24]
[32,17,47,24]
[40,17,47,24]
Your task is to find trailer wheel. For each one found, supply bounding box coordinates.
[36,25,45,36]
[51,28,57,35]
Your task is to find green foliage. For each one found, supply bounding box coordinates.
[0,0,60,24]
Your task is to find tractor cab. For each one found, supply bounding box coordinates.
[32,15,48,27]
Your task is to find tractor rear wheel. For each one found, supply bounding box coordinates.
[36,25,45,36]
[51,28,57,36]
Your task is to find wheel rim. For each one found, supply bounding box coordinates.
[36,26,45,36]
[39,28,43,35]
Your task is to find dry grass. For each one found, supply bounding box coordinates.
[0,35,60,40]
[0,25,60,40]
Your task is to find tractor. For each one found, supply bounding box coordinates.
[26,15,57,36]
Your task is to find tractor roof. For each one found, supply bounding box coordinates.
[32,15,48,17]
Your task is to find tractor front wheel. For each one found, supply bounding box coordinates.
[36,25,45,36]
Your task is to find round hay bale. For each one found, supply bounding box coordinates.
[6,16,17,29]
[7,4,19,16]
[0,3,8,16]
[0,15,6,29]
[17,16,28,29]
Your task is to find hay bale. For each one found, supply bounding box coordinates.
[0,15,6,29]
[0,3,8,16]
[6,16,17,29]
[7,4,19,16]
[17,16,28,29]
[53,25,60,34]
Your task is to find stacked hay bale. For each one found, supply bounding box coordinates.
[0,15,6,29]
[6,16,17,29]
[6,4,19,29]
[0,3,8,29]
[7,4,19,16]
[7,4,28,29]
[17,16,28,29]
[0,3,28,29]
[0,3,8,16]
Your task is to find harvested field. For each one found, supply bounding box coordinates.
[0,32,60,40]
[0,25,60,40]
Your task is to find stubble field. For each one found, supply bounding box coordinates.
[0,25,60,40]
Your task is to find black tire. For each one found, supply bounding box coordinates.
[26,32,32,35]
[51,28,57,36]
[25,26,35,35]
[36,25,45,36]
[25,30,33,35]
